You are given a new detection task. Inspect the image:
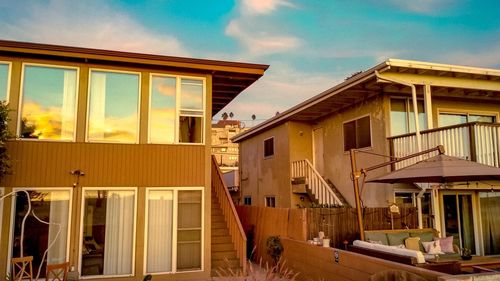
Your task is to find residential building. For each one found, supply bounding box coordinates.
[0,40,267,280]
[233,59,500,256]
[211,120,247,172]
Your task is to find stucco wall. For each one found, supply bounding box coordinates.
[239,123,291,207]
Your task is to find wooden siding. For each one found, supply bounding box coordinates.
[3,141,205,187]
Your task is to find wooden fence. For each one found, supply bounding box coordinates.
[236,205,417,262]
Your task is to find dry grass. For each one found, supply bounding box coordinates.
[213,258,299,281]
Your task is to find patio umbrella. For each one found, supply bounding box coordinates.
[367,154,500,184]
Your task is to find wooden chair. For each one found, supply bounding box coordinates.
[11,256,33,281]
[46,261,70,281]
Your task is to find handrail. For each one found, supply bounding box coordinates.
[291,159,343,206]
[211,155,247,274]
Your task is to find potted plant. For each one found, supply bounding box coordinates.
[266,235,284,265]
[460,247,472,260]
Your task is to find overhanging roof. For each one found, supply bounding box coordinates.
[233,58,500,142]
[0,40,269,116]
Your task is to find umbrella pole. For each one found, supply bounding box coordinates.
[350,149,365,241]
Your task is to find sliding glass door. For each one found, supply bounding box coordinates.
[480,191,500,255]
[442,193,476,254]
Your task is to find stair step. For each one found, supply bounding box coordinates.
[212,228,229,236]
[212,221,227,229]
[212,243,235,252]
[212,250,237,260]
[212,215,226,223]
[211,258,241,269]
[212,235,232,244]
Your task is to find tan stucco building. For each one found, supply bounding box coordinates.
[234,59,500,256]
[0,40,267,280]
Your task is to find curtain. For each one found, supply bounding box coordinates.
[61,70,76,140]
[147,191,173,273]
[481,192,500,255]
[47,191,70,264]
[459,195,475,253]
[103,191,134,275]
[89,72,106,140]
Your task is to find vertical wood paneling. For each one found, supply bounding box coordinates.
[2,141,206,187]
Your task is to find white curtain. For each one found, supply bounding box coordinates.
[147,191,173,273]
[47,191,70,264]
[103,191,134,275]
[89,72,106,140]
[61,70,76,140]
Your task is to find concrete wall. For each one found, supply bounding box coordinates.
[239,123,291,207]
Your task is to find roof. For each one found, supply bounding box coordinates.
[0,40,269,116]
[233,59,500,142]
[212,120,242,128]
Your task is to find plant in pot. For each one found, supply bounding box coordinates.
[266,235,284,266]
[460,247,472,260]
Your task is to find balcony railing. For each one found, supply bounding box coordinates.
[389,122,500,170]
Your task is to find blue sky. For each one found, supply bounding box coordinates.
[1,0,499,124]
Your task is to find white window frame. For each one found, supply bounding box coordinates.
[389,97,427,136]
[437,108,499,127]
[78,187,138,279]
[0,61,12,102]
[263,136,275,159]
[148,74,206,145]
[342,114,372,152]
[86,68,141,144]
[7,187,73,273]
[18,63,80,142]
[143,187,204,275]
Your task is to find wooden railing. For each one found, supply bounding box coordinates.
[291,159,343,206]
[389,122,500,169]
[211,155,247,274]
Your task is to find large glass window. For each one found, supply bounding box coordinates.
[439,112,496,127]
[480,191,500,255]
[0,63,9,101]
[145,189,202,274]
[11,189,71,278]
[149,76,205,144]
[20,65,78,140]
[88,70,140,143]
[343,116,371,151]
[390,98,427,136]
[81,189,136,277]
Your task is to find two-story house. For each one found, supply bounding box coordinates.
[0,40,267,280]
[233,59,500,256]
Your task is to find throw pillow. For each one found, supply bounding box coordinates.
[435,236,455,253]
[387,232,410,246]
[422,240,444,255]
[405,237,421,251]
[410,231,434,251]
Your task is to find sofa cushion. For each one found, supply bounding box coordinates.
[410,231,434,251]
[365,232,389,245]
[435,236,455,253]
[405,237,421,251]
[422,241,444,255]
[353,240,426,264]
[387,232,409,246]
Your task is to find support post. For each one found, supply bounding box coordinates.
[350,149,365,241]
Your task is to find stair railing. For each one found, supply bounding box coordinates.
[211,155,247,274]
[291,159,343,206]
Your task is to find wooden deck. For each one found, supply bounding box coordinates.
[458,256,500,273]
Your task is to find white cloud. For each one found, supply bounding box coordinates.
[225,19,301,57]
[0,0,187,56]
[241,0,296,15]
[387,0,456,15]
[443,43,500,68]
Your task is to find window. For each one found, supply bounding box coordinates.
[11,189,71,278]
[81,188,136,277]
[479,191,500,255]
[390,98,427,136]
[343,116,371,151]
[243,196,251,206]
[0,62,10,101]
[265,196,276,208]
[19,64,78,140]
[439,112,496,127]
[264,137,274,158]
[145,188,202,274]
[88,70,140,143]
[149,75,205,144]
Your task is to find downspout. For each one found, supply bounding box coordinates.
[375,70,424,229]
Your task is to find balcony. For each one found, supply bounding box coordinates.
[389,122,500,170]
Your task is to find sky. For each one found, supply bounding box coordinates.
[1,0,499,124]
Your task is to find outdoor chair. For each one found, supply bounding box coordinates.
[11,256,33,281]
[46,261,70,281]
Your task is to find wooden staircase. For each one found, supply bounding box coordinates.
[211,191,242,276]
